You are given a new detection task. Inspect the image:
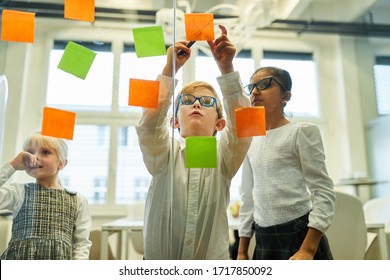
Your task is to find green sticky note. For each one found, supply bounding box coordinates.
[132,26,166,58]
[57,41,97,79]
[186,136,217,168]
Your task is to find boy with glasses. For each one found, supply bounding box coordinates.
[136,25,251,259]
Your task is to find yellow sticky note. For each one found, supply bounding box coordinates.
[128,79,160,109]
[184,13,215,41]
[41,107,76,140]
[1,10,35,43]
[236,107,266,138]
[64,0,95,22]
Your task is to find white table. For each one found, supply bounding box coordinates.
[100,216,240,260]
[335,178,388,198]
[100,218,143,260]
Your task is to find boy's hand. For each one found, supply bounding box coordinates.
[162,41,192,77]
[10,151,38,171]
[208,25,236,75]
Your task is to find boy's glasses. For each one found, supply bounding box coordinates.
[175,94,220,117]
[243,77,286,96]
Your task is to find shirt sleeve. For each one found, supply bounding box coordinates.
[297,123,336,233]
[238,155,255,238]
[216,71,252,179]
[135,75,175,175]
[72,193,92,260]
[0,162,25,212]
[0,162,16,185]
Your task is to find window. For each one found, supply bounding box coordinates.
[46,39,320,207]
[261,51,319,118]
[195,49,254,99]
[119,44,182,113]
[60,125,110,204]
[47,41,114,111]
[115,126,151,204]
[46,40,161,205]
[374,56,390,115]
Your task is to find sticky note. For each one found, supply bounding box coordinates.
[186,136,217,168]
[41,107,76,140]
[132,26,166,58]
[129,79,160,108]
[1,10,35,43]
[184,13,214,41]
[57,41,97,79]
[64,0,95,22]
[236,107,266,138]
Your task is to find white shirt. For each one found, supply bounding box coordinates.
[136,72,252,259]
[239,122,335,238]
[0,162,92,260]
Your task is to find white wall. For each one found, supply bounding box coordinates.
[0,75,8,164]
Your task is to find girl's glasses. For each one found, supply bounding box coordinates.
[175,94,220,117]
[243,77,286,96]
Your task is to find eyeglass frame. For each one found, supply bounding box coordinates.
[175,93,220,118]
[243,76,287,96]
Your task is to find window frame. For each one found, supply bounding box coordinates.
[261,50,320,119]
[374,56,390,115]
[40,26,326,215]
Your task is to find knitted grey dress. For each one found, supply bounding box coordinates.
[1,184,77,260]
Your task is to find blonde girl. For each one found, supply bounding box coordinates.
[0,132,91,260]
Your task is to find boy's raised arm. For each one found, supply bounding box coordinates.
[162,41,192,77]
[208,25,235,75]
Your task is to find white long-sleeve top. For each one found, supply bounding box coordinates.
[239,122,335,238]
[0,162,92,260]
[136,71,252,260]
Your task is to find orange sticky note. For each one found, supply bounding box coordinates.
[64,0,95,22]
[41,107,76,140]
[236,107,266,138]
[1,10,35,43]
[184,13,214,41]
[128,79,160,109]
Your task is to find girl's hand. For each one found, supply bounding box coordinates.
[289,248,315,260]
[162,41,192,77]
[10,151,38,171]
[208,25,236,75]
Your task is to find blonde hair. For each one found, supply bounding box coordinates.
[175,81,223,119]
[23,132,68,167]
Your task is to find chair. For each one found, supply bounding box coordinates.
[363,197,390,259]
[326,191,387,259]
[89,228,115,260]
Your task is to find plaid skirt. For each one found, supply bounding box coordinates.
[253,212,333,260]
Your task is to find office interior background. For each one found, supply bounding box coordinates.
[1,0,390,252]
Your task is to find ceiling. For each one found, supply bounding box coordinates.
[1,0,390,37]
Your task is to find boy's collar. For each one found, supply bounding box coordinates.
[179,136,186,149]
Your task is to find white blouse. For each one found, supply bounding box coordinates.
[239,122,335,238]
